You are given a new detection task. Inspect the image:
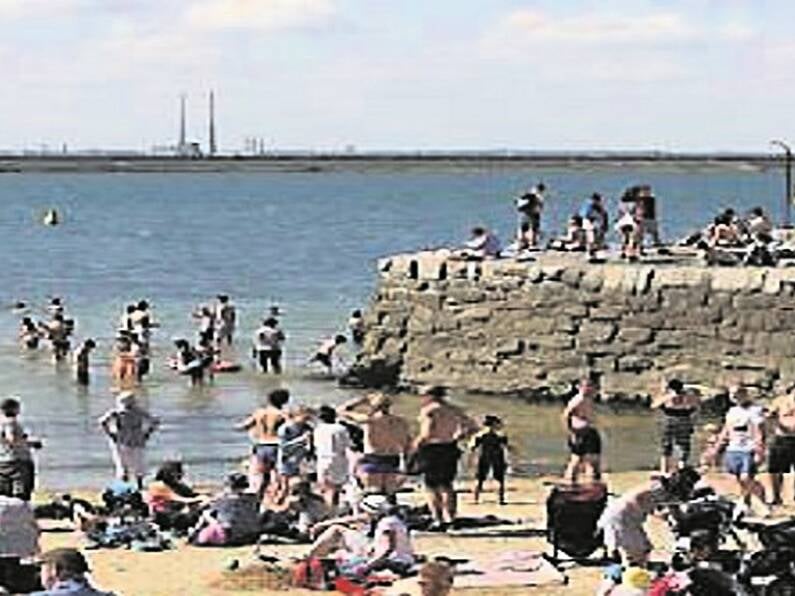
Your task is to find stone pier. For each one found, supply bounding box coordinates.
[353,249,795,402]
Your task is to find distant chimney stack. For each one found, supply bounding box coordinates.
[178,93,187,150]
[209,91,217,156]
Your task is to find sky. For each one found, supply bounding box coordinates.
[0,0,793,152]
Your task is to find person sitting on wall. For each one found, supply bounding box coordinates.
[454,227,501,260]
[548,215,588,252]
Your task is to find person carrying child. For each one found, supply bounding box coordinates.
[470,415,511,505]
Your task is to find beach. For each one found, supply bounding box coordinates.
[33,470,795,595]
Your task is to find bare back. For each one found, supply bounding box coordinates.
[364,413,411,456]
[419,402,474,445]
[248,406,285,444]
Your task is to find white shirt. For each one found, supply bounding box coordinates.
[725,405,763,452]
[254,326,284,350]
[313,422,351,461]
[373,516,414,566]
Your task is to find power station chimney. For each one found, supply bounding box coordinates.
[209,90,217,156]
[178,93,187,150]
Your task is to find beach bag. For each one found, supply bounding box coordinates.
[291,557,327,590]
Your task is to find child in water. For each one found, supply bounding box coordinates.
[73,339,96,386]
[471,415,511,505]
[310,335,347,375]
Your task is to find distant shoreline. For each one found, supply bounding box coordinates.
[0,152,780,174]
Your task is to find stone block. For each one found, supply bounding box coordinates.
[456,306,492,325]
[733,293,777,310]
[578,321,618,343]
[709,268,765,293]
[495,338,525,358]
[580,269,604,292]
[652,267,709,289]
[616,355,654,373]
[763,269,795,294]
[661,287,707,311]
[560,267,584,287]
[531,334,574,350]
[616,327,654,345]
[589,306,625,321]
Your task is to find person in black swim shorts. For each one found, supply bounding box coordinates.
[413,386,478,529]
[562,373,602,484]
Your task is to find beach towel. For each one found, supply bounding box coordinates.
[451,550,566,589]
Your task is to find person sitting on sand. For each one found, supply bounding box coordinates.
[31,548,115,596]
[0,397,43,502]
[235,389,290,494]
[98,392,159,490]
[471,415,511,505]
[413,386,479,529]
[18,317,41,351]
[310,335,347,375]
[338,393,412,496]
[562,373,602,484]
[146,461,207,533]
[597,467,700,565]
[261,480,333,539]
[307,496,415,578]
[189,473,260,547]
[459,226,501,259]
[73,339,96,387]
[253,317,286,374]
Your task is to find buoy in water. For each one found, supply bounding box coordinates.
[42,209,60,226]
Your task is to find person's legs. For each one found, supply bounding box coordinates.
[426,487,445,524]
[308,525,348,558]
[564,455,583,484]
[270,350,282,374]
[586,454,602,482]
[441,484,457,523]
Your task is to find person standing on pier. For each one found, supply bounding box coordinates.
[515,182,545,246]
[562,373,602,484]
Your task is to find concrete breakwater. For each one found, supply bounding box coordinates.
[353,250,795,403]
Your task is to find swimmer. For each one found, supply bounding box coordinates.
[253,317,285,374]
[18,317,41,350]
[73,339,96,386]
[348,310,365,345]
[310,335,347,375]
[39,312,72,363]
[213,295,236,346]
[111,336,138,391]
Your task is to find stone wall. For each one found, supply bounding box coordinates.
[353,250,795,402]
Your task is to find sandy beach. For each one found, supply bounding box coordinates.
[32,470,795,596]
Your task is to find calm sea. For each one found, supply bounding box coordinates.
[0,165,782,489]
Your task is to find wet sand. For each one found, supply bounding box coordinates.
[35,470,795,596]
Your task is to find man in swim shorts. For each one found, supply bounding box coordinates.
[413,386,478,528]
[563,373,602,484]
[768,386,795,505]
[338,393,412,496]
[235,389,290,492]
[310,335,347,375]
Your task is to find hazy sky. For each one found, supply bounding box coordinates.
[0,0,792,152]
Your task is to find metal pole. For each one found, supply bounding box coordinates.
[771,140,793,228]
[786,149,792,228]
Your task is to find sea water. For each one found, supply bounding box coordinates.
[0,165,782,489]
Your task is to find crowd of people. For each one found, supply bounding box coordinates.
[457,182,787,269]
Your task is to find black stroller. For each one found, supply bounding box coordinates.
[546,482,608,563]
